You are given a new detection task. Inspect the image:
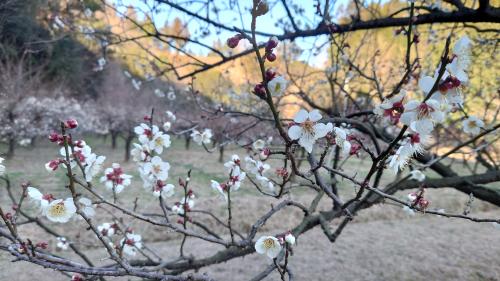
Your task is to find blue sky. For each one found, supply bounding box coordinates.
[113,0,353,66]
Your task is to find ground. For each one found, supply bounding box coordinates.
[0,136,499,281]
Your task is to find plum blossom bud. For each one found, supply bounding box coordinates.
[254,0,269,17]
[284,232,296,245]
[64,119,78,129]
[259,148,270,161]
[4,212,12,220]
[265,68,276,81]
[266,52,277,62]
[143,115,152,122]
[276,167,289,178]
[36,242,48,249]
[266,36,279,51]
[71,274,84,281]
[48,132,61,143]
[227,34,242,48]
[253,83,267,100]
[45,159,61,172]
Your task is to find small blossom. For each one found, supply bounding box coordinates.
[97,222,116,237]
[152,181,175,198]
[120,232,142,256]
[56,237,69,250]
[410,170,426,182]
[333,127,352,157]
[163,121,172,131]
[165,111,176,121]
[284,232,296,245]
[374,91,406,124]
[46,198,77,223]
[149,131,171,154]
[100,163,133,193]
[400,99,444,135]
[267,76,288,95]
[191,128,212,145]
[27,186,53,215]
[142,156,170,181]
[255,236,282,258]
[78,197,95,218]
[134,123,158,144]
[288,109,333,153]
[462,116,484,135]
[84,153,106,182]
[252,139,266,150]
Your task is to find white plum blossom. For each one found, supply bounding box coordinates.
[46,198,77,223]
[462,116,484,135]
[166,111,176,121]
[142,156,170,181]
[410,170,426,182]
[163,121,172,132]
[27,186,52,215]
[131,143,150,163]
[134,123,159,144]
[224,154,241,170]
[245,156,270,176]
[400,99,444,135]
[149,131,171,154]
[120,233,142,256]
[373,91,406,124]
[255,236,282,258]
[211,180,228,202]
[56,237,69,250]
[172,194,195,215]
[252,139,266,151]
[447,35,472,82]
[97,223,116,237]
[284,232,296,245]
[78,197,95,218]
[152,182,175,198]
[84,153,106,182]
[288,109,333,153]
[191,129,212,145]
[388,145,413,173]
[267,76,288,95]
[333,127,352,157]
[100,163,132,193]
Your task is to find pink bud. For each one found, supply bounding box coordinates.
[48,132,60,143]
[64,119,78,129]
[259,148,270,161]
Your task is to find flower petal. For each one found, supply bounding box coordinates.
[293,109,309,123]
[287,125,303,140]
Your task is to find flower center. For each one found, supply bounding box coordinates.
[48,203,66,217]
[153,164,162,174]
[417,103,433,119]
[302,120,315,133]
[468,121,477,128]
[263,238,275,249]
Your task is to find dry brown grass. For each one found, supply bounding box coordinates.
[1,136,499,281]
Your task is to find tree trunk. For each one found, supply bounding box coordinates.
[5,137,16,159]
[185,135,191,150]
[111,131,119,149]
[124,133,134,162]
[218,145,224,163]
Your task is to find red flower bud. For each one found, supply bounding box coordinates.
[253,83,267,100]
[64,119,78,129]
[265,68,276,81]
[266,52,277,62]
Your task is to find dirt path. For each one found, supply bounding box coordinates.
[2,210,499,281]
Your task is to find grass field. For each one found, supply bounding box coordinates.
[1,136,499,281]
